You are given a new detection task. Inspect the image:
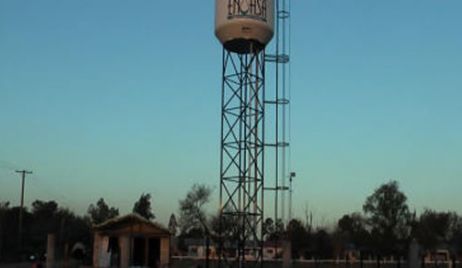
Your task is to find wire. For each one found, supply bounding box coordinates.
[27,174,74,210]
[0,160,21,171]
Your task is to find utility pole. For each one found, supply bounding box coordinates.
[15,170,32,253]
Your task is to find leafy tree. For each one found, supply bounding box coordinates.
[287,219,309,258]
[274,218,285,241]
[209,210,240,242]
[313,228,334,258]
[32,200,58,216]
[262,217,285,242]
[178,184,211,234]
[177,226,205,252]
[178,184,213,254]
[337,212,371,249]
[363,180,411,254]
[451,217,462,254]
[28,200,60,256]
[133,193,155,220]
[31,200,59,232]
[55,208,91,253]
[0,202,10,260]
[414,209,460,250]
[0,206,33,259]
[87,198,119,225]
[338,213,363,235]
[0,200,92,262]
[263,218,275,241]
[168,213,178,236]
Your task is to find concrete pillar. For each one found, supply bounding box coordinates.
[282,240,292,268]
[160,237,170,267]
[409,239,421,268]
[47,234,55,268]
[92,233,103,268]
[120,235,131,268]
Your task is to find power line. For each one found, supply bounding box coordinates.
[30,175,73,208]
[0,160,20,171]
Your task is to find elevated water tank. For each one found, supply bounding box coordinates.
[215,0,274,54]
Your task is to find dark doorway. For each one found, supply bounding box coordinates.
[148,238,161,268]
[132,237,145,266]
[108,237,120,267]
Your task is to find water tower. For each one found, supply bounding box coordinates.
[215,1,274,268]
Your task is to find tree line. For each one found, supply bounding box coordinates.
[1,181,461,263]
[171,181,462,260]
[280,181,462,259]
[0,193,154,263]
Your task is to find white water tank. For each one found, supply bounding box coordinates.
[215,0,274,54]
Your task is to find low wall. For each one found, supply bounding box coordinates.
[171,257,460,268]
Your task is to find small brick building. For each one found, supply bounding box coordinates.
[93,213,170,268]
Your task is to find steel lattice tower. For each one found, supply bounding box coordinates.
[219,45,266,268]
[215,1,274,267]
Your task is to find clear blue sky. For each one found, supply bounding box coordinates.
[1,0,461,226]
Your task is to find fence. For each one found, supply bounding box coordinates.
[171,257,461,268]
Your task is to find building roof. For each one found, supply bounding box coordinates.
[93,213,170,236]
